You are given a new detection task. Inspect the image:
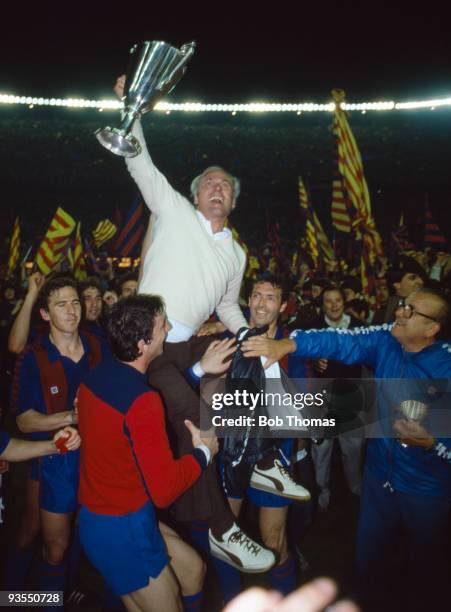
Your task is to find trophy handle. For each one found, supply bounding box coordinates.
[158,41,196,91]
[180,41,196,58]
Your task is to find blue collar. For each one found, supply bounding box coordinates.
[42,333,91,363]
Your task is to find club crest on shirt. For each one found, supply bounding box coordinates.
[50,386,59,395]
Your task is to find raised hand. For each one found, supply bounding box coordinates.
[200,337,236,374]
[114,74,126,100]
[184,419,218,459]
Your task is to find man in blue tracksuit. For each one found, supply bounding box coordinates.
[241,287,451,611]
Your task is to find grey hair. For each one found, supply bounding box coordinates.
[190,166,240,201]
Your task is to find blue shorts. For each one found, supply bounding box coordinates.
[247,486,293,508]
[79,502,169,596]
[39,450,80,513]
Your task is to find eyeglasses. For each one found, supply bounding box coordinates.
[397,299,439,323]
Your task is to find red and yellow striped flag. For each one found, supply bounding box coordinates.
[299,178,335,269]
[68,222,88,280]
[331,169,352,233]
[331,107,352,235]
[35,207,76,275]
[331,90,384,307]
[92,219,117,248]
[225,220,248,255]
[331,89,383,256]
[298,178,319,267]
[7,217,20,277]
[225,219,257,277]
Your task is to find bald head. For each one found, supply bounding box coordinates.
[412,289,449,322]
[410,288,450,338]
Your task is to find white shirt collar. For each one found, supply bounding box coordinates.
[324,312,351,329]
[196,210,231,240]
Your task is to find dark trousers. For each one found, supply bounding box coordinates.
[355,469,451,612]
[148,337,233,531]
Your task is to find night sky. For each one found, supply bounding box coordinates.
[2,5,450,102]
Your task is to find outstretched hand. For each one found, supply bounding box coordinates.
[241,337,296,369]
[200,337,236,375]
[184,419,218,459]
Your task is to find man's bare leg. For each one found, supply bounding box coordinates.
[228,498,243,519]
[259,506,288,563]
[260,506,297,594]
[159,521,205,596]
[40,509,73,565]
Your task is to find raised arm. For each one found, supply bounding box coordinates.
[114,75,184,217]
[8,272,45,353]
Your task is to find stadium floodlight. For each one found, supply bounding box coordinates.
[1,92,451,113]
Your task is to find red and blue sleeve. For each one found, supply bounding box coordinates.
[125,391,206,508]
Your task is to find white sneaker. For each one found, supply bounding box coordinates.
[209,523,276,573]
[250,459,311,500]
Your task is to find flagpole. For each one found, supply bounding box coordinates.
[20,244,33,266]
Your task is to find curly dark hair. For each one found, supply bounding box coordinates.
[250,271,290,302]
[105,294,165,361]
[37,276,79,311]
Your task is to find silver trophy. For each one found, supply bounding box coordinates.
[399,400,428,422]
[96,40,196,157]
[398,400,428,447]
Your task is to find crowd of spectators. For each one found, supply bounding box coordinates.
[1,107,450,260]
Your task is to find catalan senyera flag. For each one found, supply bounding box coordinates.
[7,217,20,277]
[35,207,76,275]
[331,89,383,256]
[331,117,352,234]
[68,222,88,280]
[92,219,117,249]
[298,178,319,267]
[331,89,384,307]
[225,219,248,255]
[225,220,257,278]
[331,158,352,233]
[298,178,335,271]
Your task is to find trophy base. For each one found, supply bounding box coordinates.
[95,128,141,158]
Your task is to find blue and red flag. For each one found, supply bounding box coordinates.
[113,200,147,257]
